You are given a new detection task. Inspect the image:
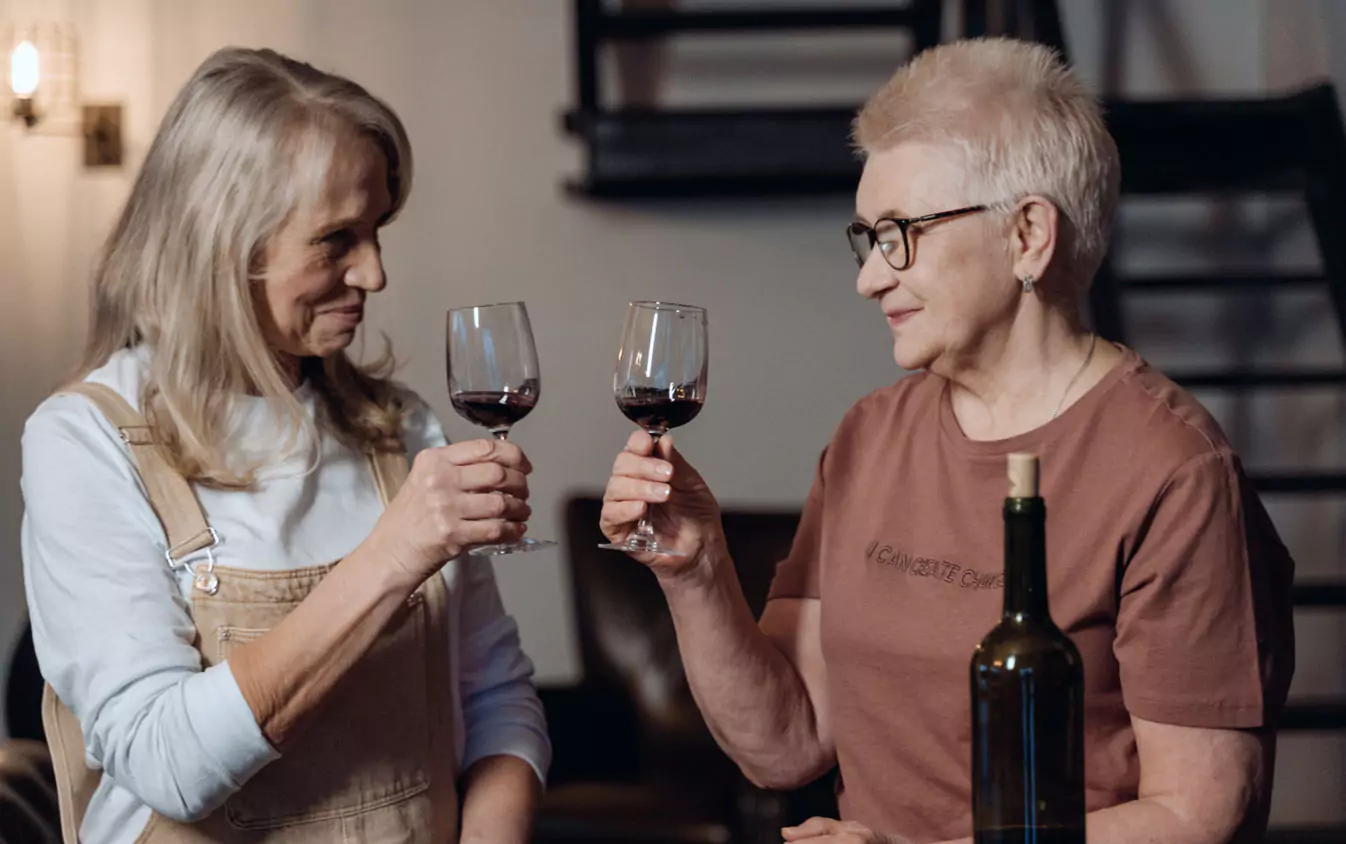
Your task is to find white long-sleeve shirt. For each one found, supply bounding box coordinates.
[21,346,550,843]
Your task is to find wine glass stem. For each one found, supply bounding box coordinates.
[632,431,663,544]
[491,429,510,441]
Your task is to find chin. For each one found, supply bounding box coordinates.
[891,339,935,372]
[309,331,357,359]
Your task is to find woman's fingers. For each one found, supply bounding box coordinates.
[624,429,656,456]
[440,438,533,473]
[458,492,531,522]
[612,449,673,482]
[599,499,646,533]
[604,475,671,505]
[782,818,843,840]
[456,518,526,548]
[456,463,529,498]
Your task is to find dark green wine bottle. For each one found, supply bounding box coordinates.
[971,453,1085,844]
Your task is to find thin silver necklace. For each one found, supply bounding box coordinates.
[1050,333,1097,420]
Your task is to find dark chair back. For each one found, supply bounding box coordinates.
[561,497,801,783]
[0,739,60,844]
[6,623,45,743]
[2,622,59,842]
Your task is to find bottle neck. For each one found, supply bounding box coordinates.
[1003,497,1049,620]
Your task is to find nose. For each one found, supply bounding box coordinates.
[345,240,386,293]
[855,249,898,300]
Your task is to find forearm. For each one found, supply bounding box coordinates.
[929,796,1262,844]
[228,539,420,747]
[1085,794,1263,844]
[658,541,830,788]
[458,754,540,844]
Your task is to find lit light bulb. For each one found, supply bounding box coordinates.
[11,40,39,98]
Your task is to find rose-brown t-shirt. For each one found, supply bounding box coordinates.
[768,347,1295,843]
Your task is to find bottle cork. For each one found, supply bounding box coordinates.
[1007,453,1039,498]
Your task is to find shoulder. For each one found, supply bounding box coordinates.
[1103,349,1237,470]
[834,370,940,439]
[22,361,156,536]
[82,345,151,407]
[25,347,151,465]
[818,371,939,472]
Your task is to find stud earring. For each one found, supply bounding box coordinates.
[1021,274,1035,294]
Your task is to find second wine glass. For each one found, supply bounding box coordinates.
[599,301,708,558]
[447,301,556,556]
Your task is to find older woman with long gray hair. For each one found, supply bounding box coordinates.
[22,48,546,843]
[601,38,1295,844]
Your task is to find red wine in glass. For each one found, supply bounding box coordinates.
[451,381,539,434]
[599,302,708,558]
[447,303,555,556]
[616,387,704,432]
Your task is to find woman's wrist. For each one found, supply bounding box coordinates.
[655,532,729,593]
[345,531,429,598]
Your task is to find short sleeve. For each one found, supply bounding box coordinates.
[1114,451,1295,729]
[768,447,828,601]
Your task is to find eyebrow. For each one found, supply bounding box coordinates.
[310,210,393,241]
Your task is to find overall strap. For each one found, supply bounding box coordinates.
[43,382,218,843]
[59,382,218,567]
[41,685,92,844]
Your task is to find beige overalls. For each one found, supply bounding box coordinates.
[41,382,460,843]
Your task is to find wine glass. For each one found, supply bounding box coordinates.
[598,301,708,557]
[447,301,556,556]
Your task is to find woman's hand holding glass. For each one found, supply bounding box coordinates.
[368,438,533,583]
[599,430,725,581]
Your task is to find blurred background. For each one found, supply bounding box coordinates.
[1,1,1343,841]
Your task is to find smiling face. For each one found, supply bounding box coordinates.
[256,132,394,370]
[854,141,1019,374]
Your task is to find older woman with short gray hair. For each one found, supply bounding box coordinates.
[602,38,1294,844]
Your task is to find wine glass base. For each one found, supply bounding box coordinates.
[468,537,558,557]
[597,540,688,558]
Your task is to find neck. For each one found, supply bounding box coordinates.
[275,353,305,392]
[1003,496,1050,620]
[942,301,1096,440]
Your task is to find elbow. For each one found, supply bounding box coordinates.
[1223,789,1270,844]
[1206,765,1271,844]
[97,749,232,824]
[742,766,806,791]
[1147,782,1266,844]
[95,711,244,825]
[737,751,833,792]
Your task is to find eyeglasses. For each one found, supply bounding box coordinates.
[846,205,989,271]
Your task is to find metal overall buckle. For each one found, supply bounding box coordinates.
[165,527,222,595]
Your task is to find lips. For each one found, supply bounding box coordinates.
[885,307,921,327]
[322,304,364,326]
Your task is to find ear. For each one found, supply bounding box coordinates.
[1008,195,1059,282]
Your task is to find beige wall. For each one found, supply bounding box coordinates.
[1,0,1342,826]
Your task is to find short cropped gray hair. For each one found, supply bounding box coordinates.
[855,37,1120,280]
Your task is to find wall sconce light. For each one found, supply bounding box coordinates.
[10,38,38,126]
[4,24,122,167]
